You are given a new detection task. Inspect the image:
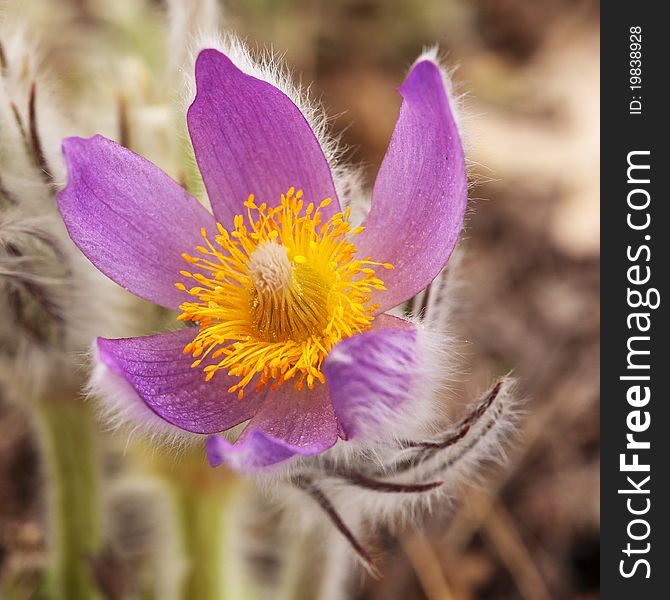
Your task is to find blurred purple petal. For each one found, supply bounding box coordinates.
[207,382,338,470]
[97,329,265,434]
[58,135,214,310]
[188,49,340,227]
[356,59,467,312]
[207,430,301,471]
[372,313,416,330]
[323,320,419,440]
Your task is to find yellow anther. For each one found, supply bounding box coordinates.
[175,187,392,398]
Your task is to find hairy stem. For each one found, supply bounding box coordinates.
[172,464,252,600]
[34,400,103,600]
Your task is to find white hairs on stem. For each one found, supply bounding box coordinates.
[272,377,521,571]
[0,25,144,402]
[328,377,522,530]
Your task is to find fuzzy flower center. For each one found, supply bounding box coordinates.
[175,187,392,398]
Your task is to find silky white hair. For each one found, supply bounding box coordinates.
[0,26,143,403]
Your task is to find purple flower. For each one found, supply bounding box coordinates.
[57,48,467,472]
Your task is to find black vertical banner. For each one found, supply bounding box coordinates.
[601,3,669,598]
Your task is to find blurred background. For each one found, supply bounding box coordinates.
[0,0,599,599]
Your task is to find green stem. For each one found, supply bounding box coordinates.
[177,487,224,599]
[172,472,252,600]
[34,400,103,600]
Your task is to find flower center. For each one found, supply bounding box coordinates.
[175,187,392,398]
[248,241,331,342]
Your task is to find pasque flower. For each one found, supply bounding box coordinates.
[57,47,467,472]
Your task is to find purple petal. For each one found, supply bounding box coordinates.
[206,431,300,471]
[97,329,265,434]
[372,312,416,330]
[207,382,338,471]
[58,135,214,310]
[355,59,467,312]
[323,320,420,440]
[187,49,340,228]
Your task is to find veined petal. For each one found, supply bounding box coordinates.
[323,318,438,441]
[207,383,338,471]
[188,49,340,227]
[355,58,467,312]
[58,135,214,310]
[96,329,265,435]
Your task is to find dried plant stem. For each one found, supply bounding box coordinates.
[117,92,131,149]
[401,533,455,600]
[34,400,103,600]
[10,101,30,152]
[28,82,54,184]
[478,500,551,600]
[0,39,6,75]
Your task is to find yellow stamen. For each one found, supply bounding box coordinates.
[176,187,390,398]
